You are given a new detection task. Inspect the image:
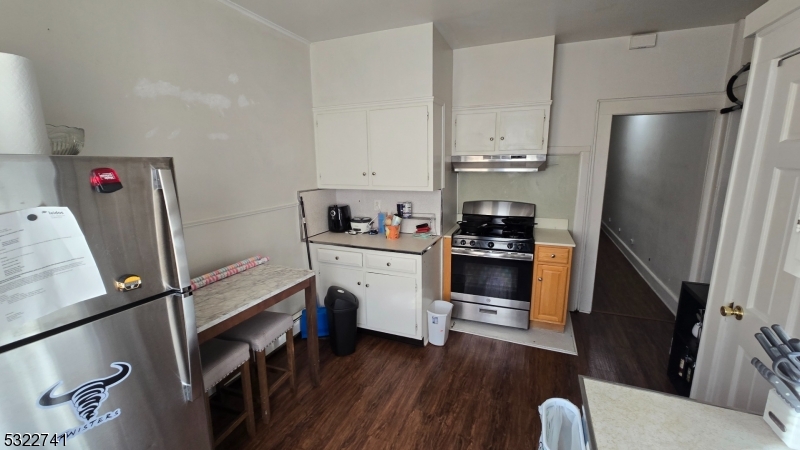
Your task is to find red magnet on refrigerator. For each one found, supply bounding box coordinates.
[90,168,123,193]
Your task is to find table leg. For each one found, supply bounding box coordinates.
[305,278,320,386]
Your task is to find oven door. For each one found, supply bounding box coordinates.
[450,248,533,309]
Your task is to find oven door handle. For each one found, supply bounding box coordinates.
[451,247,534,261]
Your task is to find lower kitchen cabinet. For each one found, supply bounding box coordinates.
[317,264,367,326]
[310,242,441,344]
[531,245,573,332]
[365,272,417,337]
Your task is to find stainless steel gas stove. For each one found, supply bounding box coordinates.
[450,200,536,329]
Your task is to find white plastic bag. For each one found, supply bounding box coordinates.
[538,398,586,450]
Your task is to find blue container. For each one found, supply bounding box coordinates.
[300,306,329,338]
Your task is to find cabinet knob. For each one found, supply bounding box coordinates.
[500,136,505,140]
[489,137,494,141]
[363,172,366,176]
[538,277,543,281]
[550,254,556,258]
[366,284,369,288]
[387,262,391,267]
[357,282,361,285]
[335,256,339,260]
[372,172,376,175]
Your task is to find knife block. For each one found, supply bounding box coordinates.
[764,388,800,449]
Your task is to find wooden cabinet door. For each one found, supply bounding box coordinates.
[532,264,568,324]
[497,109,545,152]
[368,105,429,188]
[317,264,367,326]
[315,110,370,187]
[365,272,416,337]
[454,112,497,153]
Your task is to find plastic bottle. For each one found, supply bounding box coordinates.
[377,212,385,235]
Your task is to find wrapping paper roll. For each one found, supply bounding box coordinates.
[0,53,50,155]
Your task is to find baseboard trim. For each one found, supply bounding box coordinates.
[600,223,678,314]
[357,328,424,347]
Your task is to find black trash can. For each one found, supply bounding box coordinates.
[324,286,359,356]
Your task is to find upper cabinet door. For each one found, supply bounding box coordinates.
[454,112,497,153]
[368,105,429,188]
[497,108,546,152]
[315,110,370,187]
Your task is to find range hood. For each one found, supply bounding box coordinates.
[452,154,546,172]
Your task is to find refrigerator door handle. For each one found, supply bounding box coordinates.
[155,168,191,291]
[168,292,203,402]
[156,169,201,402]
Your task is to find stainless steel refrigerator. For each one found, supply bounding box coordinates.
[0,155,210,449]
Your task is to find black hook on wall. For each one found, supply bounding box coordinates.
[720,62,751,114]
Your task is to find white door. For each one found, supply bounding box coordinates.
[496,109,545,152]
[365,272,416,337]
[315,110,370,187]
[454,112,497,153]
[317,264,367,326]
[368,105,429,188]
[694,14,800,412]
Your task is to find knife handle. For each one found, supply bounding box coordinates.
[790,338,800,353]
[762,327,783,347]
[773,324,792,346]
[753,357,776,380]
[756,333,782,361]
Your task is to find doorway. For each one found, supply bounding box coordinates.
[575,94,731,314]
[597,111,717,315]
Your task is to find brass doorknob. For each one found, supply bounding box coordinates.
[720,303,744,320]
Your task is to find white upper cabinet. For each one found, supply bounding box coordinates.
[310,23,452,191]
[452,36,554,156]
[453,106,549,154]
[497,109,546,152]
[315,110,370,186]
[454,112,496,153]
[369,105,430,188]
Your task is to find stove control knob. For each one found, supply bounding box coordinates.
[460,240,466,245]
[517,243,525,250]
[487,242,494,248]
[469,240,476,246]
[507,243,514,249]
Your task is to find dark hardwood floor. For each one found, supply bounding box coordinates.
[591,230,675,322]
[217,231,676,449]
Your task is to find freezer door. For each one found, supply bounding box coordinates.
[0,155,191,348]
[0,294,209,449]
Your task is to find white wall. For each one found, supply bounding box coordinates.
[602,112,717,308]
[311,23,434,107]
[550,25,734,148]
[0,0,317,313]
[453,36,554,107]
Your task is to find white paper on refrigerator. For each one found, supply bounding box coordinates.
[0,207,106,326]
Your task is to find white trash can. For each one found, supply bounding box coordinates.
[539,398,587,450]
[427,300,453,346]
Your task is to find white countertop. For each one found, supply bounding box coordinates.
[194,264,314,333]
[580,377,786,449]
[309,231,441,255]
[534,228,575,247]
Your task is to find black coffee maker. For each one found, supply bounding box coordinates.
[327,205,352,232]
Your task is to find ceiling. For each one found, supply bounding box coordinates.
[231,0,766,48]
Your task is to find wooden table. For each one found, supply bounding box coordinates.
[193,264,319,386]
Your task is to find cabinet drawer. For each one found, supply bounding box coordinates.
[318,248,362,267]
[537,246,570,265]
[365,253,416,274]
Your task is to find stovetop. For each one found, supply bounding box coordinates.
[452,224,535,253]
